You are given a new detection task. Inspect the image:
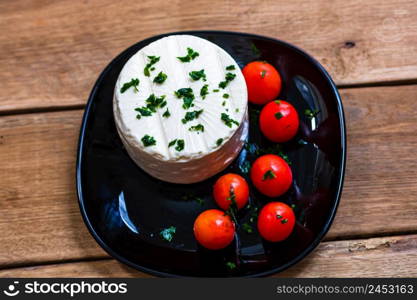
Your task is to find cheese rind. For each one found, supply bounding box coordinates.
[114,35,248,183]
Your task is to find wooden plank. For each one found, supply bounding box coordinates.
[0,259,151,278]
[1,85,417,266]
[277,234,417,278]
[1,0,417,112]
[326,85,417,239]
[1,234,416,277]
[0,110,106,267]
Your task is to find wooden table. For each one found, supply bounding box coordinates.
[1,0,417,277]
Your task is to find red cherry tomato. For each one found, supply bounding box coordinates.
[242,61,282,105]
[213,173,249,211]
[250,154,292,197]
[257,202,295,242]
[193,209,235,250]
[259,100,299,142]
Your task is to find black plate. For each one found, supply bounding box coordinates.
[76,31,346,277]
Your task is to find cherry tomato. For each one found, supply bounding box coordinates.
[259,100,299,143]
[242,61,282,105]
[213,173,249,211]
[193,209,235,250]
[250,154,292,197]
[257,202,295,242]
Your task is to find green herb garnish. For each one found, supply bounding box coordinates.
[189,124,204,133]
[304,108,320,119]
[144,56,160,77]
[200,84,209,99]
[134,94,166,118]
[189,69,206,81]
[213,89,220,93]
[247,143,291,165]
[135,106,153,118]
[194,197,205,206]
[181,109,203,124]
[177,47,199,62]
[160,226,176,242]
[175,139,185,151]
[262,170,276,181]
[162,108,171,118]
[223,93,229,99]
[276,214,283,219]
[225,187,238,224]
[169,139,185,151]
[249,206,259,223]
[261,70,266,78]
[250,43,261,56]
[281,218,288,224]
[221,113,239,128]
[180,194,205,206]
[235,108,239,112]
[242,223,253,234]
[275,112,283,120]
[153,71,167,84]
[219,72,236,89]
[141,135,156,147]
[120,78,140,93]
[226,65,236,70]
[244,142,259,155]
[183,98,194,109]
[226,72,236,81]
[228,188,237,206]
[226,262,236,270]
[175,88,195,109]
[168,139,177,147]
[145,94,167,112]
[216,138,223,147]
[222,101,226,106]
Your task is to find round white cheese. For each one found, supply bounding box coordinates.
[114,35,248,183]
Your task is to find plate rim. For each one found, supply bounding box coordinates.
[76,30,347,277]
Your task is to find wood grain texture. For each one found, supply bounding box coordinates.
[326,85,417,239]
[0,110,106,267]
[1,85,417,267]
[1,0,417,112]
[277,234,417,278]
[1,234,416,277]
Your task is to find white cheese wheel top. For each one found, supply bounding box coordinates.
[114,35,248,162]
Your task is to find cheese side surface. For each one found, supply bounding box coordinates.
[113,34,248,183]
